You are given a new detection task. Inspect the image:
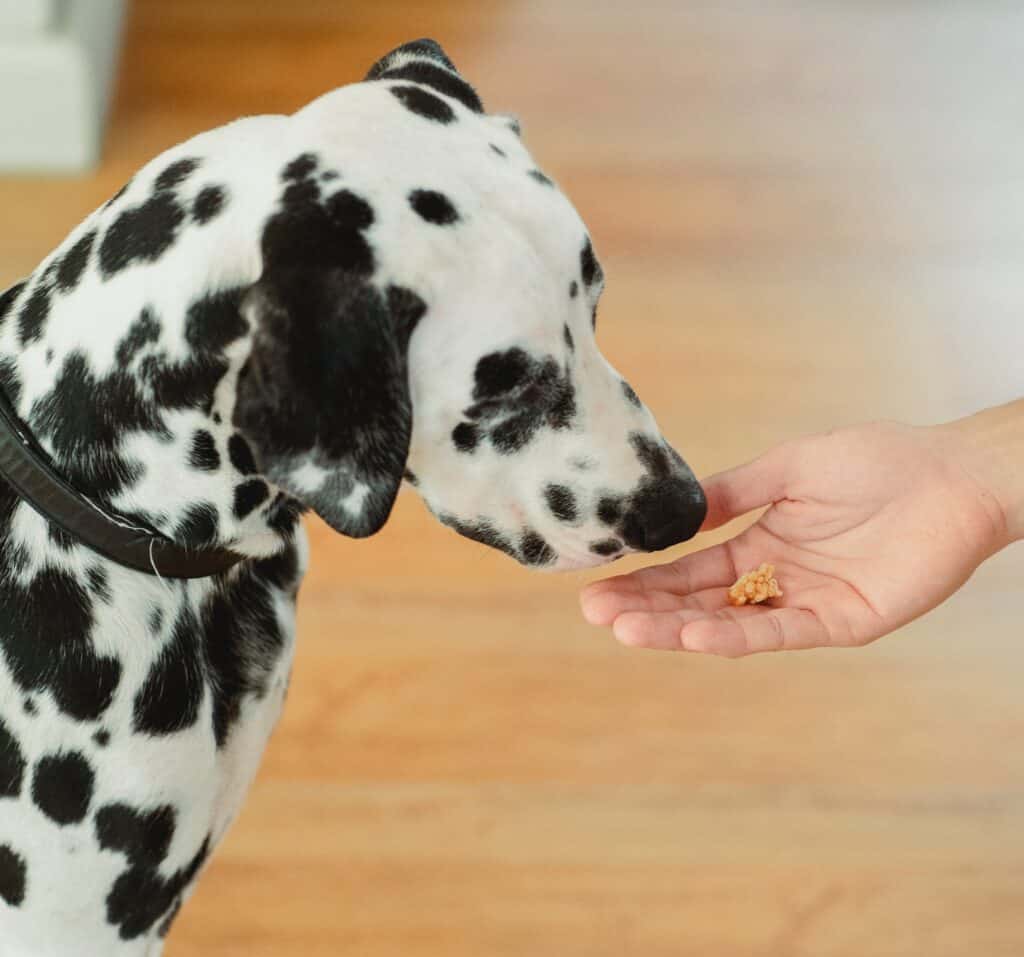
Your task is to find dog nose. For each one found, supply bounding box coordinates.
[621,478,707,552]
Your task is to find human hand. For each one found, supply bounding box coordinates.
[581,420,1015,656]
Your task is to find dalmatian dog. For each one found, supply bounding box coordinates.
[0,40,705,955]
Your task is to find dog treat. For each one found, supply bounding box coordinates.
[728,563,783,606]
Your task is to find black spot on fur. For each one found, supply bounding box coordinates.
[56,230,96,293]
[144,351,227,415]
[439,514,517,558]
[621,380,642,408]
[452,422,479,452]
[376,61,483,113]
[569,280,578,299]
[106,836,210,940]
[409,189,459,225]
[41,258,59,285]
[545,484,578,523]
[0,718,25,798]
[31,752,94,825]
[30,352,160,498]
[320,170,340,182]
[46,522,76,551]
[474,349,531,398]
[563,324,574,351]
[581,237,603,288]
[261,185,376,278]
[115,308,161,366]
[590,538,622,556]
[0,281,25,331]
[254,540,301,591]
[459,349,577,455]
[174,503,219,548]
[266,493,304,537]
[0,845,26,907]
[18,281,52,345]
[193,186,227,224]
[4,542,27,578]
[282,153,318,182]
[87,566,112,603]
[100,193,187,279]
[133,606,204,736]
[403,469,418,485]
[491,414,535,454]
[94,729,110,747]
[366,38,458,77]
[529,169,554,187]
[96,802,176,868]
[390,84,456,123]
[490,144,507,158]
[148,606,164,635]
[228,433,257,475]
[386,285,428,345]
[188,430,220,472]
[233,479,269,519]
[184,287,248,354]
[520,530,555,566]
[598,496,622,525]
[22,698,36,716]
[0,565,120,721]
[548,376,577,429]
[631,432,672,478]
[201,545,297,746]
[283,178,320,208]
[326,188,375,230]
[155,157,200,192]
[0,356,22,406]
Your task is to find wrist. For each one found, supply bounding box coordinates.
[937,399,1024,546]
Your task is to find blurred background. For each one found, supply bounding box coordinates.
[2,2,1023,954]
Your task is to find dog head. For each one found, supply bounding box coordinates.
[235,39,706,570]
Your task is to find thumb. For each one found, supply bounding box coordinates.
[700,442,796,531]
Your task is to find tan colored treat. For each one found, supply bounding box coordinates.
[728,563,783,607]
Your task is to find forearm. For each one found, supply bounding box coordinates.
[939,398,1024,546]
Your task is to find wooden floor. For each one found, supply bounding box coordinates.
[2,1,1024,954]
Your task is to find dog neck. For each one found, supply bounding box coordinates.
[0,198,300,561]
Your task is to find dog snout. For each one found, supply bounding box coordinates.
[621,476,707,552]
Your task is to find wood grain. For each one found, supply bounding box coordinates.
[2,2,1023,954]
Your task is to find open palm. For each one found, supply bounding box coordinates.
[582,422,1009,656]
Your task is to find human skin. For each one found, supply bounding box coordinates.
[581,401,1024,657]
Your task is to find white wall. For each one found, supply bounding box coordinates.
[0,0,56,35]
[0,0,127,173]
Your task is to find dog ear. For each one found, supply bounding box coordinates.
[364,38,485,114]
[233,268,425,538]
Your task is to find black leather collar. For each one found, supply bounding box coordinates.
[0,386,245,580]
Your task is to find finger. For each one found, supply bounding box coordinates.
[612,605,829,656]
[612,609,705,650]
[581,584,730,625]
[612,604,763,651]
[701,442,796,532]
[680,606,830,657]
[583,542,738,615]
